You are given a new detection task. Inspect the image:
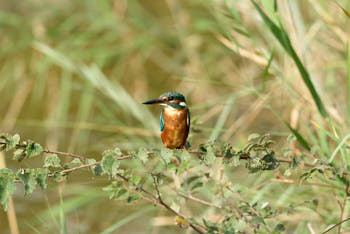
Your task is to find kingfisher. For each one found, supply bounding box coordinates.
[143,92,190,149]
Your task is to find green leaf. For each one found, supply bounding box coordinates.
[86,158,102,176]
[251,216,265,225]
[127,194,140,203]
[115,188,128,200]
[160,148,173,165]
[44,154,61,168]
[135,148,149,164]
[0,170,16,211]
[283,120,311,151]
[34,168,49,189]
[12,149,26,161]
[26,142,43,158]
[102,148,122,158]
[66,158,83,168]
[5,134,20,151]
[16,169,37,195]
[130,175,141,185]
[94,165,103,176]
[101,154,120,178]
[273,223,285,233]
[103,181,119,199]
[53,172,67,182]
[251,0,327,118]
[204,144,216,165]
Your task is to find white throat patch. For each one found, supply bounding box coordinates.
[179,102,186,107]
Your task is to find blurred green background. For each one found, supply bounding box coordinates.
[1,0,350,233]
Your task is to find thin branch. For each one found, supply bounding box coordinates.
[58,162,100,175]
[338,181,349,233]
[177,191,222,209]
[322,217,350,234]
[226,185,272,232]
[151,174,206,234]
[2,140,349,176]
[43,149,86,161]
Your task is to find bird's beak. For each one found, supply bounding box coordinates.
[142,98,164,105]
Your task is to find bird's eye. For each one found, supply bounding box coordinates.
[168,96,174,101]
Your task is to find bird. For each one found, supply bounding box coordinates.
[143,92,190,149]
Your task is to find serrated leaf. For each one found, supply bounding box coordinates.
[44,154,61,168]
[0,173,16,211]
[94,165,103,176]
[53,172,67,182]
[26,142,43,158]
[136,148,148,164]
[115,188,128,200]
[103,181,120,199]
[5,134,20,151]
[130,175,141,185]
[13,149,26,161]
[86,158,102,176]
[102,148,122,158]
[101,154,120,178]
[248,133,260,141]
[160,148,173,164]
[66,158,83,168]
[34,168,49,189]
[0,168,13,174]
[16,169,37,195]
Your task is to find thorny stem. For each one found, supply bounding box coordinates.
[322,217,350,234]
[3,140,350,233]
[1,141,348,176]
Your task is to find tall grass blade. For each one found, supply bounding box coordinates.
[335,1,350,18]
[328,133,350,163]
[210,96,235,141]
[100,206,155,234]
[347,43,350,123]
[283,120,311,151]
[251,0,328,118]
[59,190,67,234]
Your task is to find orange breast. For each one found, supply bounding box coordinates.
[161,107,189,149]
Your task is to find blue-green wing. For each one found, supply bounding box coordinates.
[187,108,190,131]
[160,109,164,132]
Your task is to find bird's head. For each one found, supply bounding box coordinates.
[143,92,186,109]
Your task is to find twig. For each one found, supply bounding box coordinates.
[43,149,86,160]
[151,174,206,234]
[2,140,350,176]
[322,217,350,234]
[58,162,100,175]
[177,191,222,209]
[338,180,349,233]
[226,185,272,232]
